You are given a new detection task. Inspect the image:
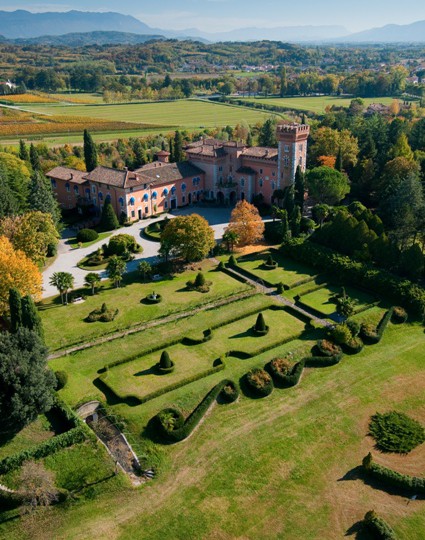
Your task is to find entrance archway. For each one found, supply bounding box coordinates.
[229,191,237,205]
[217,191,225,205]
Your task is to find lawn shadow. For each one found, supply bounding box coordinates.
[229,329,253,339]
[134,366,157,377]
[92,377,141,407]
[345,520,372,539]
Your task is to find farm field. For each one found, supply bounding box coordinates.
[239,95,397,113]
[39,261,251,351]
[19,99,280,129]
[1,318,423,540]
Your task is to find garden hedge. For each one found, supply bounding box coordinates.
[363,510,398,540]
[391,306,408,324]
[267,359,305,388]
[244,368,274,397]
[304,353,343,367]
[77,228,99,243]
[281,239,425,317]
[154,379,236,442]
[360,308,394,345]
[362,453,425,494]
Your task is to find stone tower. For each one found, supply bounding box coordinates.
[276,123,310,188]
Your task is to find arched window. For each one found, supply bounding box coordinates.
[105,194,111,202]
[74,185,79,195]
[85,188,90,198]
[181,183,186,192]
[119,197,124,207]
[152,191,157,200]
[143,193,149,201]
[163,188,169,196]
[259,178,263,187]
[284,156,290,167]
[98,191,103,200]
[240,178,245,187]
[171,186,176,195]
[51,179,57,189]
[271,181,275,190]
[129,197,135,206]
[65,182,70,193]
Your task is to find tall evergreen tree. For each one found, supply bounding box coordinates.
[132,139,147,169]
[83,129,98,172]
[246,131,253,147]
[29,144,41,172]
[100,198,119,231]
[173,131,183,162]
[169,137,174,162]
[335,147,344,172]
[283,185,295,215]
[258,118,277,147]
[27,171,61,228]
[19,139,29,162]
[9,288,22,333]
[294,166,305,211]
[290,206,301,238]
[0,167,19,218]
[21,295,44,341]
[279,67,287,97]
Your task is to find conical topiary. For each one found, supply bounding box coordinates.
[228,255,237,267]
[255,312,266,332]
[194,272,205,288]
[160,350,172,369]
[266,254,274,266]
[217,261,225,270]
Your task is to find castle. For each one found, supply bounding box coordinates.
[47,123,309,221]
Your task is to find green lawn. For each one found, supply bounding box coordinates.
[2,321,423,539]
[0,415,54,460]
[239,95,397,114]
[67,231,111,249]
[21,99,279,129]
[235,250,318,287]
[300,284,377,317]
[40,261,251,351]
[106,307,306,401]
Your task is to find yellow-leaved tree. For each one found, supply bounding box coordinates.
[225,200,265,246]
[0,236,42,315]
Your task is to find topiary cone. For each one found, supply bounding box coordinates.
[160,350,172,369]
[266,254,274,266]
[195,272,205,287]
[255,312,266,332]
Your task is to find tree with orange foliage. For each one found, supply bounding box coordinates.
[0,236,42,316]
[317,155,336,168]
[225,200,265,246]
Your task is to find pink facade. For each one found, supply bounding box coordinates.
[46,123,309,221]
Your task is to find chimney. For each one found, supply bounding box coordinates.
[70,173,73,180]
[157,151,170,164]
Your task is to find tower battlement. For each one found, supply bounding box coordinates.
[276,123,310,135]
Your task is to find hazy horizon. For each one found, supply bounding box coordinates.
[0,0,425,34]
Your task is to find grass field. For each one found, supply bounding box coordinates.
[0,416,54,460]
[239,95,397,114]
[300,284,377,317]
[20,99,280,129]
[39,261,251,351]
[1,319,423,540]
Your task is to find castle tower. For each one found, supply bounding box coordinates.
[276,123,310,188]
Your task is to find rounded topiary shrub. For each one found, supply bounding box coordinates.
[217,261,225,271]
[343,337,364,355]
[369,411,425,453]
[360,323,379,344]
[228,255,237,267]
[55,370,68,390]
[330,324,352,345]
[157,350,175,374]
[276,282,284,295]
[391,306,408,324]
[156,408,184,437]
[220,381,239,403]
[77,228,99,243]
[315,339,342,357]
[144,292,162,304]
[346,319,361,337]
[245,368,274,397]
[264,254,278,269]
[253,312,269,336]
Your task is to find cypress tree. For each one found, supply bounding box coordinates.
[194,272,205,288]
[255,312,266,332]
[100,198,119,231]
[28,170,61,227]
[83,129,98,172]
[133,139,147,169]
[160,350,172,369]
[173,131,183,162]
[335,147,344,172]
[283,185,295,215]
[21,295,44,341]
[290,206,301,238]
[246,131,253,147]
[29,144,41,172]
[258,118,276,147]
[294,166,305,211]
[19,139,29,162]
[0,167,19,218]
[169,137,174,162]
[9,288,22,333]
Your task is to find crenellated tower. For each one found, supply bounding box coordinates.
[276,123,310,188]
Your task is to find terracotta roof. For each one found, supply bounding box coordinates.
[156,150,170,156]
[185,145,227,158]
[236,166,257,175]
[241,147,278,160]
[46,167,87,185]
[137,161,205,186]
[83,166,129,188]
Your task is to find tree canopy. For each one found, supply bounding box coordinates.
[161,214,215,262]
[306,166,350,205]
[225,200,265,246]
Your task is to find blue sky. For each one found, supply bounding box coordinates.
[2,0,425,32]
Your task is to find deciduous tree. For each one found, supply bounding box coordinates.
[225,200,265,246]
[306,166,350,205]
[161,214,215,262]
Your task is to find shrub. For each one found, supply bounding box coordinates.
[77,228,98,243]
[264,254,277,268]
[157,350,175,374]
[195,272,206,287]
[392,306,407,324]
[186,272,212,293]
[369,411,425,453]
[253,312,269,335]
[330,324,352,345]
[54,370,68,390]
[360,308,393,344]
[276,282,284,294]
[106,234,139,256]
[364,510,398,540]
[343,337,364,354]
[245,368,274,397]
[304,354,342,367]
[315,339,342,357]
[228,255,237,267]
[221,381,239,403]
[362,453,425,494]
[144,292,162,304]
[47,242,57,257]
[217,261,225,271]
[346,319,361,337]
[267,357,305,388]
[86,303,118,323]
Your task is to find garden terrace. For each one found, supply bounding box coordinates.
[103,306,307,402]
[39,260,251,351]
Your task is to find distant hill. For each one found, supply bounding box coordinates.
[12,31,165,47]
[335,20,425,43]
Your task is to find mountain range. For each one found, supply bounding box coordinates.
[0,10,424,44]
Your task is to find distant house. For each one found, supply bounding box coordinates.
[46,123,310,221]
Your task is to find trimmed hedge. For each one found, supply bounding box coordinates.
[360,308,393,345]
[315,339,342,357]
[342,337,364,355]
[362,453,425,494]
[244,368,274,397]
[182,328,213,346]
[267,359,305,388]
[220,381,239,403]
[304,353,343,367]
[155,379,236,442]
[281,239,425,318]
[364,510,398,540]
[144,293,162,304]
[391,306,408,324]
[77,228,99,243]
